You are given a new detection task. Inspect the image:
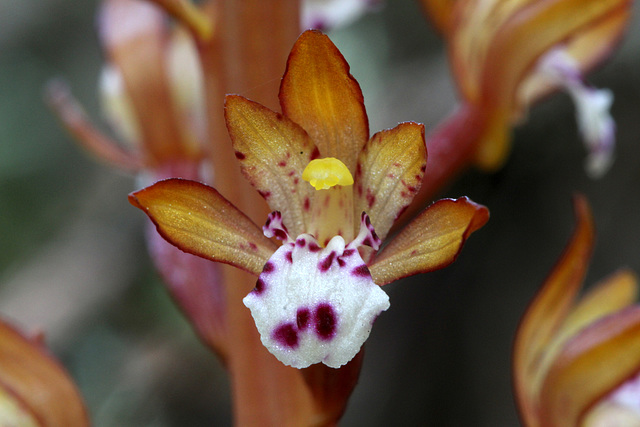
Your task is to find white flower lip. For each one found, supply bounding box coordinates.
[243,212,389,369]
[536,47,616,178]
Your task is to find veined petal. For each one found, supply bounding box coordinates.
[561,269,638,347]
[0,318,89,426]
[527,269,638,411]
[129,178,277,275]
[513,195,595,427]
[539,306,640,427]
[225,95,316,237]
[279,30,369,173]
[99,0,189,165]
[354,122,426,241]
[368,197,488,286]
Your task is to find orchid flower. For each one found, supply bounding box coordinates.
[513,195,640,426]
[47,0,209,176]
[415,0,632,203]
[0,317,88,426]
[129,30,488,369]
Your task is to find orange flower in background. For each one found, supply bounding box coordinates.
[47,0,209,175]
[130,30,489,370]
[513,195,640,426]
[418,0,632,180]
[0,317,88,427]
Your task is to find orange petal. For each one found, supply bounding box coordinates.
[368,197,489,286]
[513,195,595,427]
[354,122,427,241]
[561,269,638,345]
[45,79,143,171]
[539,306,640,426]
[0,318,88,426]
[474,0,630,169]
[99,0,188,165]
[517,6,632,113]
[279,30,369,173]
[224,95,316,237]
[527,269,638,415]
[129,178,277,275]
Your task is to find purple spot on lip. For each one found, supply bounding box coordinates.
[253,278,266,294]
[273,323,299,348]
[262,262,275,273]
[308,242,321,252]
[338,258,346,267]
[318,252,336,272]
[342,249,355,257]
[296,238,306,247]
[314,303,337,341]
[285,251,293,263]
[352,264,371,277]
[296,308,310,330]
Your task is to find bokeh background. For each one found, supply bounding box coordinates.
[1,1,639,425]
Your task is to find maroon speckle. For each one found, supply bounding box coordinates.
[355,163,362,178]
[338,258,346,267]
[288,170,295,176]
[393,162,401,167]
[296,308,310,330]
[314,303,337,341]
[234,151,246,160]
[258,190,271,200]
[273,323,299,348]
[352,264,371,277]
[262,262,275,273]
[343,249,355,257]
[285,251,293,263]
[323,195,330,208]
[296,238,306,247]
[249,242,258,251]
[319,252,336,272]
[362,237,372,247]
[278,160,287,167]
[308,242,321,252]
[310,146,321,160]
[253,278,266,294]
[274,229,288,241]
[420,164,426,173]
[303,197,310,212]
[293,177,299,185]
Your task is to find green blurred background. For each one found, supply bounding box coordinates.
[1,1,639,425]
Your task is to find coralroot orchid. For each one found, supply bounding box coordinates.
[413,0,632,208]
[513,195,640,427]
[129,30,488,369]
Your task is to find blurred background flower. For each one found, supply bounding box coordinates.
[1,0,639,425]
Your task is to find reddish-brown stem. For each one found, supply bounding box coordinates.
[197,3,323,426]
